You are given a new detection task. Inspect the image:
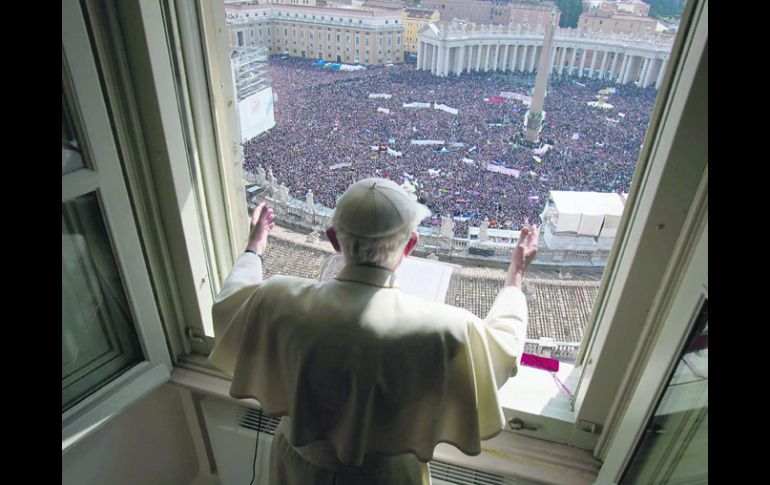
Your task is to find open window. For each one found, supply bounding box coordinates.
[70,0,707,468]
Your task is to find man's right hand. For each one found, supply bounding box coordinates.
[506,225,539,288]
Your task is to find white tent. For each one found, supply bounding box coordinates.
[549,191,626,237]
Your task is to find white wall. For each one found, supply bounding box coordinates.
[62,383,200,485]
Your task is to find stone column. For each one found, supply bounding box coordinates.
[610,51,620,81]
[511,44,518,72]
[549,46,558,74]
[589,49,599,78]
[502,44,510,72]
[579,48,587,77]
[476,44,482,71]
[417,42,422,70]
[655,58,668,89]
[493,44,500,71]
[524,19,555,143]
[558,46,567,75]
[442,45,450,76]
[432,44,439,75]
[529,45,538,72]
[484,44,491,71]
[456,45,466,75]
[638,57,649,87]
[599,50,609,80]
[643,57,656,87]
[618,54,629,84]
[569,47,578,75]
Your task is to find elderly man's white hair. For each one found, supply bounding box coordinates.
[331,209,416,269]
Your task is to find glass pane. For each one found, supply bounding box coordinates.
[620,300,708,484]
[62,90,85,175]
[220,1,687,365]
[62,192,143,412]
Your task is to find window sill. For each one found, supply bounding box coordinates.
[170,363,601,484]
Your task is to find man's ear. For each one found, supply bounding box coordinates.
[326,227,341,253]
[404,231,419,257]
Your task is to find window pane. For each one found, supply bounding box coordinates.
[620,301,708,484]
[62,192,143,412]
[62,91,85,175]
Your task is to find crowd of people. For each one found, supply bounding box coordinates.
[242,56,659,235]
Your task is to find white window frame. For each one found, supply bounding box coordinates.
[62,0,172,453]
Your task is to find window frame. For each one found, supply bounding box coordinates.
[118,0,706,457]
[62,0,172,453]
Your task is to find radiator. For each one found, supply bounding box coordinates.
[200,397,521,485]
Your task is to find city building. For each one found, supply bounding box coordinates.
[578,8,659,35]
[420,0,560,27]
[225,2,405,65]
[402,7,440,53]
[416,20,671,88]
[582,0,651,17]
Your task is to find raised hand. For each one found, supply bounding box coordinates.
[506,225,539,288]
[246,202,275,256]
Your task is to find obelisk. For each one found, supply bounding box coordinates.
[524,17,556,144]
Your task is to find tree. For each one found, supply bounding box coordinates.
[555,0,584,28]
[646,0,687,19]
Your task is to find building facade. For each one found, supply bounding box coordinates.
[402,8,441,53]
[225,3,405,66]
[420,0,560,27]
[582,0,651,17]
[416,20,672,88]
[579,10,659,35]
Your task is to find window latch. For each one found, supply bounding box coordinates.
[508,417,538,431]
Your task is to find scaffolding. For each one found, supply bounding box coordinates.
[231,46,271,102]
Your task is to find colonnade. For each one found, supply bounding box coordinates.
[417,36,669,89]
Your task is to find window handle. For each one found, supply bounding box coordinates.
[508,417,538,431]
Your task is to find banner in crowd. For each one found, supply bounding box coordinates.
[449,142,465,148]
[341,64,366,71]
[370,145,380,151]
[486,163,520,178]
[484,97,505,103]
[377,107,391,114]
[433,103,459,115]
[588,101,614,109]
[238,87,276,143]
[533,156,542,164]
[435,147,450,154]
[387,147,402,157]
[369,93,392,99]
[428,168,441,177]
[329,162,352,170]
[598,87,616,95]
[533,144,552,156]
[462,158,475,165]
[500,92,532,104]
[605,118,620,124]
[571,132,580,140]
[411,140,445,145]
[403,102,431,108]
